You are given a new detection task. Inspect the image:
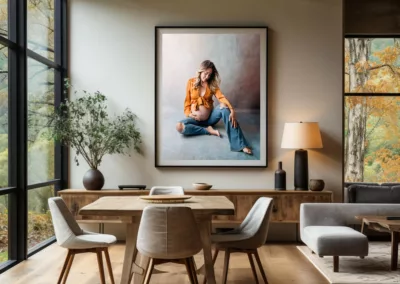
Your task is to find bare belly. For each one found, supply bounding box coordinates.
[194,105,212,121]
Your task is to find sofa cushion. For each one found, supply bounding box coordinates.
[303,226,368,256]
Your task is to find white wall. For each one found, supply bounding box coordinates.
[69,0,342,239]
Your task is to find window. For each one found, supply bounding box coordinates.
[344,37,400,184]
[0,194,8,266]
[27,58,55,184]
[27,186,55,251]
[0,0,67,273]
[27,0,55,61]
[0,0,8,39]
[0,44,7,189]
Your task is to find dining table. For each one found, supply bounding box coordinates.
[79,195,235,284]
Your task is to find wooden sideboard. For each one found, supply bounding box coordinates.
[58,189,333,226]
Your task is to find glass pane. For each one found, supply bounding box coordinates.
[345,38,400,93]
[28,58,54,184]
[0,194,9,264]
[0,0,7,39]
[28,186,55,251]
[344,96,400,183]
[0,45,8,188]
[27,0,55,61]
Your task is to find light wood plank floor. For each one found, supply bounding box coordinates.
[0,243,328,284]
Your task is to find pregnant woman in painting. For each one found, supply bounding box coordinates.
[175,60,252,155]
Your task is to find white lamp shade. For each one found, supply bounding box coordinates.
[281,122,323,149]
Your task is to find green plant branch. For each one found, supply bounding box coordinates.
[73,138,95,169]
[45,79,142,169]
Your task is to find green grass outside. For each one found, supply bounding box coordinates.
[0,250,7,262]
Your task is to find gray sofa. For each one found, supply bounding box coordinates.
[347,184,400,203]
[300,203,400,272]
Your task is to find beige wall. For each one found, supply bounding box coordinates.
[69,0,342,240]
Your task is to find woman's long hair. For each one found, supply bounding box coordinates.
[194,60,221,94]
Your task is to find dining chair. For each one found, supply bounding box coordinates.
[48,197,117,284]
[136,206,203,284]
[206,197,274,284]
[149,186,185,195]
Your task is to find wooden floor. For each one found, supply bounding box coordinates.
[0,242,328,284]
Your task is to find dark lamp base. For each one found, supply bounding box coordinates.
[294,149,309,191]
[295,187,308,191]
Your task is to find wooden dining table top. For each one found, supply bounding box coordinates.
[79,195,235,217]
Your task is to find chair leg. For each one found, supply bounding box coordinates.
[96,248,106,284]
[333,256,339,272]
[222,249,231,284]
[189,257,199,284]
[57,250,72,284]
[184,257,196,284]
[212,249,219,265]
[254,250,268,284]
[248,253,259,284]
[104,248,115,284]
[62,251,75,284]
[143,258,154,284]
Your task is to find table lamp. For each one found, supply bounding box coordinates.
[281,122,323,190]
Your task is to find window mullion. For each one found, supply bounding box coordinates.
[15,0,28,261]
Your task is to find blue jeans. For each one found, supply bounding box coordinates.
[179,107,249,151]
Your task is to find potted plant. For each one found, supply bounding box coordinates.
[47,80,142,190]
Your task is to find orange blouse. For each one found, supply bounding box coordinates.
[184,78,233,117]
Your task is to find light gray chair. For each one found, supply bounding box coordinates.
[48,197,117,284]
[149,186,185,195]
[207,197,274,284]
[137,206,203,284]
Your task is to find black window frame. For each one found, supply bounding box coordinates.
[0,0,68,273]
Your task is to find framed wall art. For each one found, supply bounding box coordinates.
[155,26,268,167]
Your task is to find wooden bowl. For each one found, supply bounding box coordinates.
[193,183,212,190]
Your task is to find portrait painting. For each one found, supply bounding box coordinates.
[155,26,268,167]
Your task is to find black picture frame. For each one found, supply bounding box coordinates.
[155,26,268,168]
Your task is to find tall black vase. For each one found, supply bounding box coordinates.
[275,161,286,190]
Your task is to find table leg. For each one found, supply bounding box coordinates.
[121,222,139,284]
[197,218,216,284]
[391,231,399,271]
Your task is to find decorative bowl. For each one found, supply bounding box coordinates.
[309,179,325,191]
[193,183,213,190]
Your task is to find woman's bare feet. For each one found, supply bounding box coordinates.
[206,126,220,137]
[242,147,253,155]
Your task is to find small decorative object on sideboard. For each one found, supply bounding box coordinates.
[274,161,286,190]
[309,179,325,191]
[193,183,213,190]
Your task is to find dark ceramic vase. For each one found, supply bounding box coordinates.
[83,168,105,190]
[275,161,286,190]
[309,179,325,191]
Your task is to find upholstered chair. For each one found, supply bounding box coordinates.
[137,206,203,284]
[149,186,185,195]
[206,197,274,284]
[48,197,117,284]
